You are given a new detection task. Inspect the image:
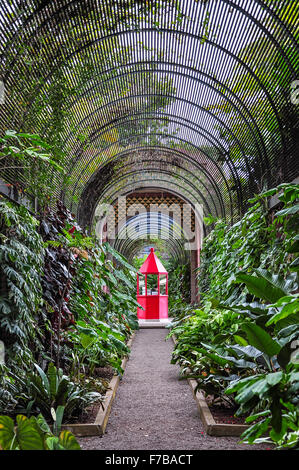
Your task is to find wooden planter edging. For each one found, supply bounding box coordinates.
[187,377,249,437]
[61,332,136,437]
[171,334,249,437]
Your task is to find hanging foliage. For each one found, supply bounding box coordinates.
[0,197,45,366]
[0,196,139,423]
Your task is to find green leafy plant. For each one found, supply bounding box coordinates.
[0,131,64,207]
[226,370,299,448]
[0,412,80,450]
[68,239,139,376]
[0,196,139,424]
[169,183,299,449]
[21,362,103,420]
[0,198,45,367]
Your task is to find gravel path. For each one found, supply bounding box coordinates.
[79,329,268,451]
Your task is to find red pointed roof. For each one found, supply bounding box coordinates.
[139,248,168,274]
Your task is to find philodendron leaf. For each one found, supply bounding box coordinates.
[265,371,283,386]
[256,269,297,294]
[242,323,281,357]
[16,415,45,450]
[192,347,232,367]
[0,415,16,450]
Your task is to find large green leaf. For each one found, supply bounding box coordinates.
[112,291,140,306]
[16,415,45,450]
[47,362,58,399]
[216,299,269,316]
[266,296,299,326]
[34,363,50,396]
[235,269,295,303]
[233,334,248,346]
[114,268,135,289]
[192,346,232,367]
[80,333,96,349]
[226,375,260,395]
[108,335,128,353]
[240,417,271,444]
[277,324,299,345]
[275,312,299,332]
[76,322,99,336]
[200,342,257,368]
[265,371,283,386]
[35,414,51,434]
[52,406,65,436]
[242,323,281,357]
[55,378,70,407]
[234,380,266,404]
[0,416,16,450]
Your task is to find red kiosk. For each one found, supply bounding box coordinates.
[137,248,168,320]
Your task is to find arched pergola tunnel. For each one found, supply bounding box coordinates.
[93,188,202,300]
[0,0,298,287]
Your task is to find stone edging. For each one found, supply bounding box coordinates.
[61,332,136,437]
[171,334,249,437]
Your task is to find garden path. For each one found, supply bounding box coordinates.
[79,328,267,451]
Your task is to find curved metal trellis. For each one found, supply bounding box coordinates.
[0,0,298,257]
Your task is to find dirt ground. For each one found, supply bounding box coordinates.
[79,329,269,451]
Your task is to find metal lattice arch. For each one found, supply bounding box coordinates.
[0,0,298,258]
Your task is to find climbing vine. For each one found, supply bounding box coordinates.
[0,197,44,366]
[0,196,139,428]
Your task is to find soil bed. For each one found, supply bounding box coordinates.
[93,366,115,381]
[204,395,252,425]
[209,405,247,425]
